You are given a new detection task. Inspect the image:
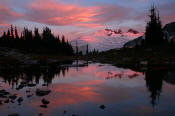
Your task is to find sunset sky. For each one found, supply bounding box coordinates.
[0,0,175,40]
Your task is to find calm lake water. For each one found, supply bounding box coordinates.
[0,61,175,116]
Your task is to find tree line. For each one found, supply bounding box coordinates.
[0,26,74,55]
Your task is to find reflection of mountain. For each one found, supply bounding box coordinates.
[71,29,143,52]
[105,71,142,79]
[124,22,175,48]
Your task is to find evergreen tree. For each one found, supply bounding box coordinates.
[34,28,41,40]
[76,40,78,55]
[145,6,164,47]
[57,35,60,43]
[15,27,19,39]
[7,29,10,39]
[2,32,7,39]
[86,44,89,55]
[61,35,65,44]
[11,25,14,39]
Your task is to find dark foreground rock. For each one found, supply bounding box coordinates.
[36,89,51,96]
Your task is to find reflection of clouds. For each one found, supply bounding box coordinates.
[3,63,175,115]
[77,64,143,79]
[60,64,143,83]
[31,80,132,113]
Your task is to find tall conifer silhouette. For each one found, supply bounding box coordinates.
[145,6,164,47]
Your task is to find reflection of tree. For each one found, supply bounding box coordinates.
[145,69,164,107]
[0,65,70,88]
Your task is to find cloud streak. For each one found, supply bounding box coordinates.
[0,4,21,26]
[24,0,132,28]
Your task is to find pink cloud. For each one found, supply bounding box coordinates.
[25,0,101,28]
[0,4,21,26]
[25,0,132,28]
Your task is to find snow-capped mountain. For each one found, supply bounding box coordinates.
[71,29,143,52]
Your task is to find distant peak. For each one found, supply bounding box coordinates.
[127,29,139,34]
[115,29,123,34]
[105,29,113,32]
[104,28,123,34]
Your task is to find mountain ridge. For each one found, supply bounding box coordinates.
[71,28,143,52]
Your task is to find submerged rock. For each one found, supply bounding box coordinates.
[9,94,17,100]
[28,83,36,87]
[0,100,3,104]
[41,98,50,105]
[99,105,106,110]
[4,99,9,103]
[72,114,79,116]
[8,113,20,116]
[40,104,47,108]
[26,90,30,93]
[17,97,23,103]
[10,100,15,103]
[63,110,67,114]
[38,113,43,116]
[36,89,51,96]
[16,85,25,90]
[0,89,10,96]
[27,94,32,98]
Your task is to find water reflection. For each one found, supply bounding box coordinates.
[0,62,175,116]
[0,65,69,88]
[145,68,175,107]
[145,69,163,107]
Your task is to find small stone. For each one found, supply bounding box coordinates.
[16,85,24,90]
[8,113,20,116]
[26,90,30,93]
[38,113,43,116]
[17,97,23,103]
[4,99,9,103]
[27,95,32,98]
[0,89,9,95]
[0,100,3,104]
[42,84,47,86]
[9,94,17,100]
[11,100,15,103]
[20,82,27,85]
[28,83,36,87]
[63,110,67,114]
[72,114,79,116]
[41,98,50,105]
[99,105,106,110]
[36,89,51,96]
[40,104,47,108]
